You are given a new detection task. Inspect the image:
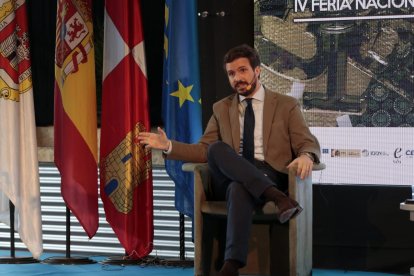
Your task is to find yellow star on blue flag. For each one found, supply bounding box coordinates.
[170,80,194,107]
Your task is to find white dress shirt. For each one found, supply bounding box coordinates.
[238,85,265,161]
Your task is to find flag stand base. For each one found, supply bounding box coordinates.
[0,256,38,264]
[42,256,96,265]
[42,208,95,265]
[159,258,193,268]
[1,201,40,264]
[100,255,157,266]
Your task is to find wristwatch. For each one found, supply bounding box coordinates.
[300,152,315,163]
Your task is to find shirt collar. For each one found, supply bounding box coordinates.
[239,84,265,103]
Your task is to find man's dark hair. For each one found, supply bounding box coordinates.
[223,44,261,71]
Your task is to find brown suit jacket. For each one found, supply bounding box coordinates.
[167,89,320,174]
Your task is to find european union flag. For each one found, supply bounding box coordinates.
[162,0,202,219]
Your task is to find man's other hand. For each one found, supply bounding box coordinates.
[287,154,313,180]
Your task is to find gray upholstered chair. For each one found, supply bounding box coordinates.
[183,162,325,276]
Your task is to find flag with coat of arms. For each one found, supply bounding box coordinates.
[0,0,43,258]
[54,0,99,238]
[100,0,153,258]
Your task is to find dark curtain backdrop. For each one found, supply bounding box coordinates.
[27,0,56,126]
[197,0,253,128]
[26,0,164,127]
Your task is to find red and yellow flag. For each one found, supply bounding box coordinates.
[54,0,98,238]
[100,0,153,258]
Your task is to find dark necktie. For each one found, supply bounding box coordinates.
[243,98,255,163]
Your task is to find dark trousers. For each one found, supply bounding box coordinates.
[207,141,288,265]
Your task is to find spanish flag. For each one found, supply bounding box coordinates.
[100,0,153,258]
[54,0,98,238]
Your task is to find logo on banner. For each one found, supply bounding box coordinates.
[330,149,361,157]
[406,150,414,158]
[55,0,93,85]
[362,149,389,157]
[392,148,414,163]
[0,1,32,102]
[394,147,403,163]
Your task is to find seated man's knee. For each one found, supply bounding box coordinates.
[226,182,250,201]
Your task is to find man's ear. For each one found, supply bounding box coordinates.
[255,66,261,79]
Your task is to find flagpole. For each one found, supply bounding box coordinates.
[66,207,70,258]
[159,213,193,268]
[41,207,96,265]
[179,213,186,260]
[0,201,38,264]
[9,201,14,258]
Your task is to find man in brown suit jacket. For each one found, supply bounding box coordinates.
[139,44,320,276]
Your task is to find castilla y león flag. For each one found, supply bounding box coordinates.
[100,0,153,258]
[54,0,98,238]
[0,0,43,258]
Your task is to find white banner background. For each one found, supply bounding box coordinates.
[311,127,414,185]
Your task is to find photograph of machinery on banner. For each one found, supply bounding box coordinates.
[254,0,414,127]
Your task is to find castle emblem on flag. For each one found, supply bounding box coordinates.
[102,123,152,214]
[0,0,32,102]
[55,0,93,85]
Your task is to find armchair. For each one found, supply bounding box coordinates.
[183,162,325,276]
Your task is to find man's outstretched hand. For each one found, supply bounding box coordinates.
[138,127,170,151]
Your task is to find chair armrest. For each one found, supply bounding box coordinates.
[182,162,207,172]
[288,162,325,201]
[287,163,326,274]
[182,163,212,199]
[313,162,325,171]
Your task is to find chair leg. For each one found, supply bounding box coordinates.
[202,215,227,276]
[215,220,226,272]
[202,214,214,276]
[269,223,290,276]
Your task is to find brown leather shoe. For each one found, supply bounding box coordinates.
[263,186,303,223]
[277,202,303,224]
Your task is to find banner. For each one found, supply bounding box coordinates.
[162,0,203,218]
[255,2,414,185]
[100,0,153,258]
[311,127,414,185]
[0,0,43,258]
[54,0,98,238]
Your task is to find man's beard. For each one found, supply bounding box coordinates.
[234,78,257,97]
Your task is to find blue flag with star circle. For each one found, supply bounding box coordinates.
[162,0,202,219]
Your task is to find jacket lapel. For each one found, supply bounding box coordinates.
[263,90,277,155]
[229,95,240,152]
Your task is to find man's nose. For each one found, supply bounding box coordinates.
[233,72,241,81]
